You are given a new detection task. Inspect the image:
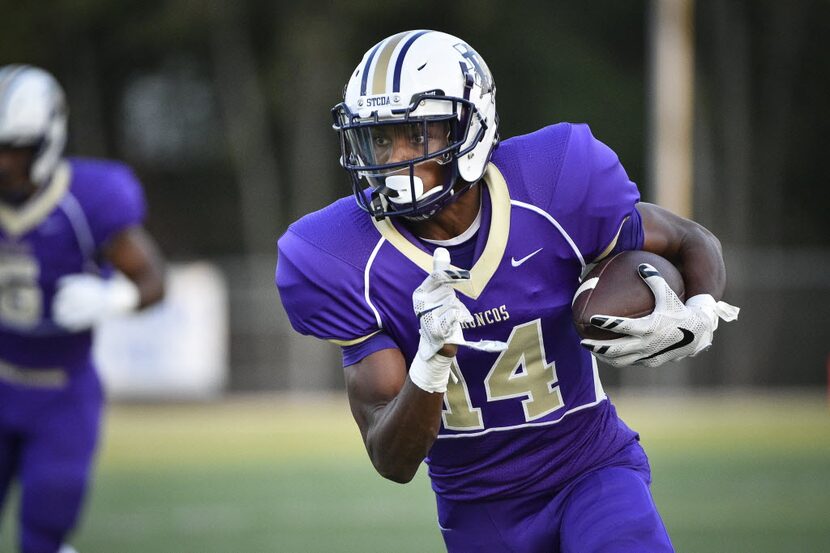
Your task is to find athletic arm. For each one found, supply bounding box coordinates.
[343,248,505,482]
[103,226,166,308]
[344,347,449,484]
[637,202,726,299]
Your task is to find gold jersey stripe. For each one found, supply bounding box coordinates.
[593,215,630,263]
[0,359,67,389]
[328,330,382,347]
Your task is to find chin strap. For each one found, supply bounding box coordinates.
[370,192,387,220]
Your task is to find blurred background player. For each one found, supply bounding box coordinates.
[0,65,165,553]
[277,30,738,552]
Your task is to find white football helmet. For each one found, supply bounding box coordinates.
[332,30,498,220]
[0,65,68,186]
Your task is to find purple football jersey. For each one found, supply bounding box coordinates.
[277,123,644,501]
[0,157,146,369]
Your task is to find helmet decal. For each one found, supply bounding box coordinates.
[361,32,408,97]
[454,43,493,97]
[391,30,431,93]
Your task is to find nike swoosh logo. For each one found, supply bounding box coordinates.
[415,305,442,320]
[511,248,543,268]
[637,328,695,361]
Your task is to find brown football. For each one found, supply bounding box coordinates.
[572,251,685,340]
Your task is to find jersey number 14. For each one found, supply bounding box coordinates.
[442,319,565,431]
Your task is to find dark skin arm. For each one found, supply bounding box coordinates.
[102,226,166,308]
[344,347,447,484]
[637,202,726,300]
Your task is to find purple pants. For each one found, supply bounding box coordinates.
[436,447,674,553]
[0,361,103,553]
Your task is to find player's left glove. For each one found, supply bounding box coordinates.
[52,273,140,331]
[580,263,739,368]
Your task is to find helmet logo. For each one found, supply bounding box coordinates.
[453,43,493,96]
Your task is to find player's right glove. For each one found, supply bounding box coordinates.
[408,248,507,393]
[581,263,739,368]
[52,273,140,331]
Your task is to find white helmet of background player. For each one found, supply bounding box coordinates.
[332,30,498,220]
[0,65,68,186]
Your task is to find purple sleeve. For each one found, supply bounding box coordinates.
[83,163,147,248]
[550,124,641,263]
[610,205,645,255]
[276,229,383,344]
[341,332,398,366]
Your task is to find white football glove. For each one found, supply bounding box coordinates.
[580,263,739,368]
[52,273,140,331]
[409,248,507,393]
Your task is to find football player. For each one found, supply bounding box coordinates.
[276,30,738,552]
[0,65,165,553]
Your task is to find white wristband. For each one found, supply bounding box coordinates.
[686,293,740,330]
[408,353,454,394]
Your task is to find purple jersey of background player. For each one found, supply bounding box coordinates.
[277,123,645,501]
[0,157,146,369]
[0,156,147,553]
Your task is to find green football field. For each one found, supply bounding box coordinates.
[2,391,829,552]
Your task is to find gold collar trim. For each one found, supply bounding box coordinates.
[0,161,71,238]
[371,163,510,300]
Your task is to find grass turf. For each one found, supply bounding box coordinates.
[1,391,828,552]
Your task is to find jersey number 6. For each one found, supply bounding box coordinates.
[0,255,42,329]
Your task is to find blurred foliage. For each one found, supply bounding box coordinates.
[0,0,827,256]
